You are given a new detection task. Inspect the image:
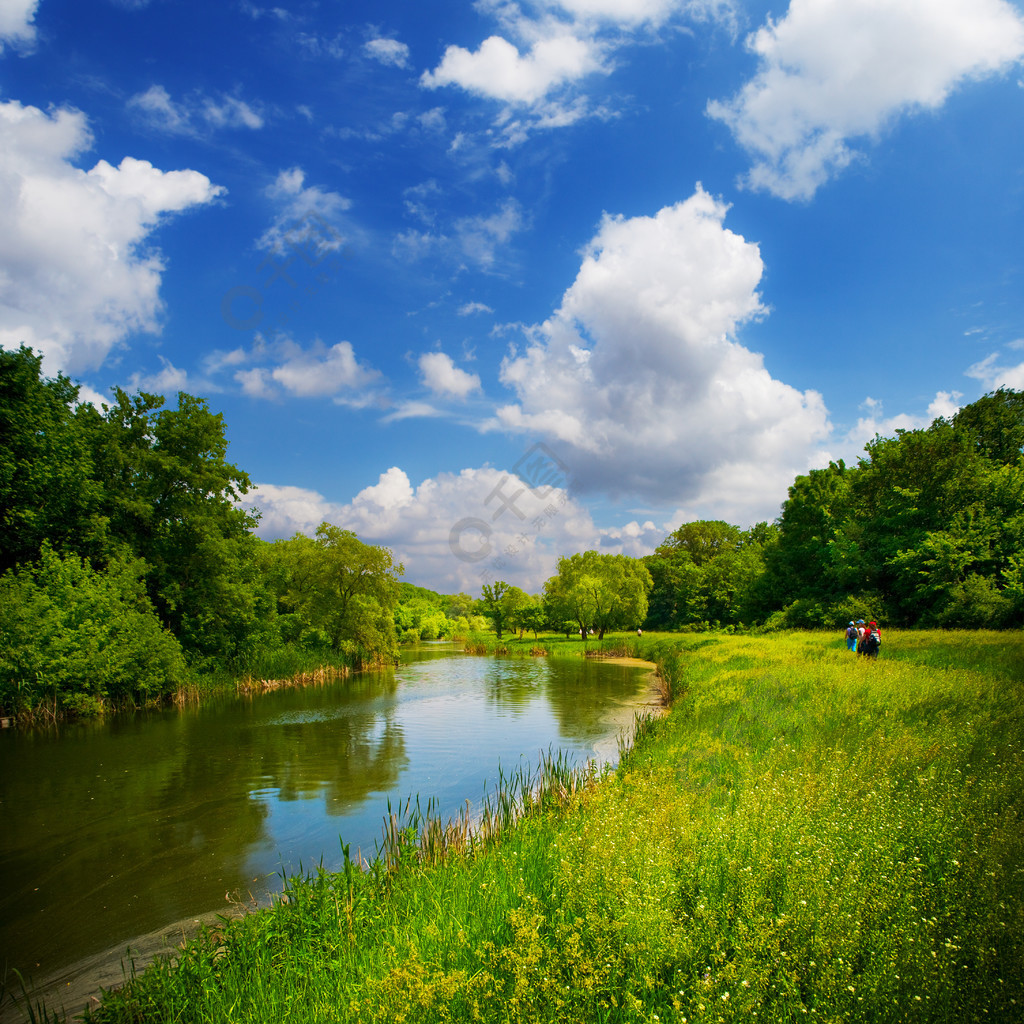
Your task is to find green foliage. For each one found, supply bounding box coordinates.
[0,346,103,573]
[81,387,264,662]
[480,580,513,639]
[262,525,403,665]
[645,521,773,629]
[0,546,187,716]
[752,392,1024,627]
[393,584,461,643]
[544,551,653,639]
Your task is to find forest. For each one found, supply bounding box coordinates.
[2,343,1022,720]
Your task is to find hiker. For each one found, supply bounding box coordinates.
[844,621,858,652]
[861,620,882,658]
[855,619,866,652]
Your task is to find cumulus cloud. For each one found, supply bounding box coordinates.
[122,355,193,396]
[241,482,339,538]
[0,99,223,374]
[242,464,621,592]
[419,0,735,140]
[493,185,832,526]
[708,0,1024,200]
[0,0,37,52]
[419,351,482,399]
[229,336,382,404]
[364,36,410,67]
[422,31,604,105]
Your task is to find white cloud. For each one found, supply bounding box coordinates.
[418,107,447,132]
[259,166,351,254]
[242,464,618,592]
[394,198,524,270]
[0,0,38,52]
[124,355,192,395]
[708,0,1024,200]
[926,389,964,420]
[455,199,523,267]
[231,337,381,402]
[128,85,265,134]
[419,351,482,399]
[967,352,1024,391]
[421,31,605,105]
[458,301,495,316]
[364,36,410,67]
[419,0,736,141]
[379,400,445,424]
[494,185,832,526]
[242,482,338,538]
[827,390,966,467]
[0,99,222,374]
[545,0,732,28]
[202,94,264,130]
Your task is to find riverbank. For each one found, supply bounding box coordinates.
[10,629,1024,1023]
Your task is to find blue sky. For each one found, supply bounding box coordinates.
[2,0,1024,593]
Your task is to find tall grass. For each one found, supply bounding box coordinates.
[30,629,1023,1023]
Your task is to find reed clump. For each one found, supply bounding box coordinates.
[235,665,348,696]
[56,629,1024,1024]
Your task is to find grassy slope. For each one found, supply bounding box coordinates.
[71,630,1024,1023]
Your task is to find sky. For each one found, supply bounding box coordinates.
[2,0,1024,595]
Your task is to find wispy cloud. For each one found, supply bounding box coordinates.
[128,85,265,134]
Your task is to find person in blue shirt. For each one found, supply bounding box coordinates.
[845,621,858,652]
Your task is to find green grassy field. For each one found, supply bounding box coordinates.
[25,629,1024,1023]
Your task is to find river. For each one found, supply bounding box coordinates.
[0,646,655,1017]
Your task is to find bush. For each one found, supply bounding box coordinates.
[0,546,186,716]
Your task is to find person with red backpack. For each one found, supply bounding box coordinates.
[861,620,881,658]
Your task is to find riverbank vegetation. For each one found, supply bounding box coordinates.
[2,343,1021,725]
[32,628,1019,1024]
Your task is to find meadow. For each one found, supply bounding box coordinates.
[17,629,1023,1024]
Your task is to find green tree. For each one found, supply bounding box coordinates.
[544,551,652,639]
[644,521,771,628]
[951,387,1024,466]
[264,525,403,664]
[501,587,536,639]
[0,346,102,573]
[480,581,512,639]
[78,387,266,662]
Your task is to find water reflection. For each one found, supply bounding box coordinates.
[0,651,649,985]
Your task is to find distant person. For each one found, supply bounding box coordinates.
[861,620,882,658]
[855,619,866,652]
[637,628,643,637]
[845,621,858,652]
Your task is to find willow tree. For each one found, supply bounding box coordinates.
[263,524,403,665]
[544,551,652,639]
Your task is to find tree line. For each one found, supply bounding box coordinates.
[2,343,1021,717]
[0,347,404,719]
[476,388,1024,638]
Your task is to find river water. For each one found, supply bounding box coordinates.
[0,646,653,1011]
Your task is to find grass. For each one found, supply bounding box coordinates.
[14,629,1023,1023]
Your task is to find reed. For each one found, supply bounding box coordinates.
[235,664,348,695]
